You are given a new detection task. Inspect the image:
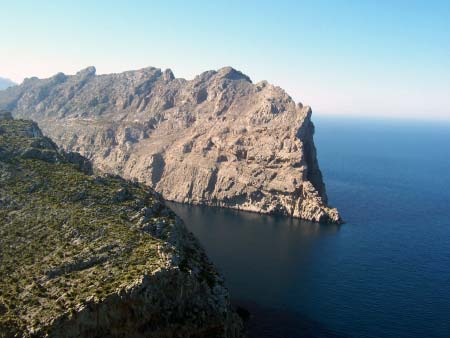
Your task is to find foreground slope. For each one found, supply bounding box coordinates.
[0,66,341,223]
[0,111,242,338]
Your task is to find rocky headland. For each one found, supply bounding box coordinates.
[0,111,243,337]
[0,66,341,223]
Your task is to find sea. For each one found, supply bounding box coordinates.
[167,116,450,338]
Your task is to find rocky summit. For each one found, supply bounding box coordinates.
[0,66,341,223]
[0,114,243,337]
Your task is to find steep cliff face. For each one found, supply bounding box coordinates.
[0,66,341,223]
[0,113,243,338]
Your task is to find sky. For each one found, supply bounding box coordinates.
[1,0,449,120]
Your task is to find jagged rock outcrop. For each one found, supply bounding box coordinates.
[0,66,341,223]
[0,114,243,337]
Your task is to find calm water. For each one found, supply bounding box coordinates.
[167,117,450,338]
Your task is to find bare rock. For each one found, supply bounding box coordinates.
[0,66,342,223]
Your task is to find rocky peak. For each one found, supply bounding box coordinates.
[194,70,217,83]
[22,76,39,84]
[76,66,96,77]
[163,68,175,81]
[51,72,68,84]
[216,66,252,82]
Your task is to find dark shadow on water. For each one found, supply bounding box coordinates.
[166,201,342,237]
[235,300,349,338]
[166,202,344,338]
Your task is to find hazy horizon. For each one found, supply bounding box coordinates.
[1,0,449,121]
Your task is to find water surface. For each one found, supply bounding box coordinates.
[168,117,450,338]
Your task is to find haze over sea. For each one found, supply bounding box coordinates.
[169,116,450,338]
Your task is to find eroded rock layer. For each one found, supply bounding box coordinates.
[0,114,243,338]
[0,66,341,223]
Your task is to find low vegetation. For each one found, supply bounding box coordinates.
[0,117,178,334]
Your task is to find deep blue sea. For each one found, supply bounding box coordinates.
[168,116,450,338]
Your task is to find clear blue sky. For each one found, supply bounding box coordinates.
[1,0,449,120]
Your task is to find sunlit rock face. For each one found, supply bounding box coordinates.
[0,66,341,223]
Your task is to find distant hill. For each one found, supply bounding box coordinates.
[0,77,16,90]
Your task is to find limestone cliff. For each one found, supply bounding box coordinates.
[0,66,341,223]
[0,113,243,337]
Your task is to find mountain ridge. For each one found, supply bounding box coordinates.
[0,66,342,223]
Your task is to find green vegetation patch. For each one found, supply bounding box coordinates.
[0,119,174,334]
